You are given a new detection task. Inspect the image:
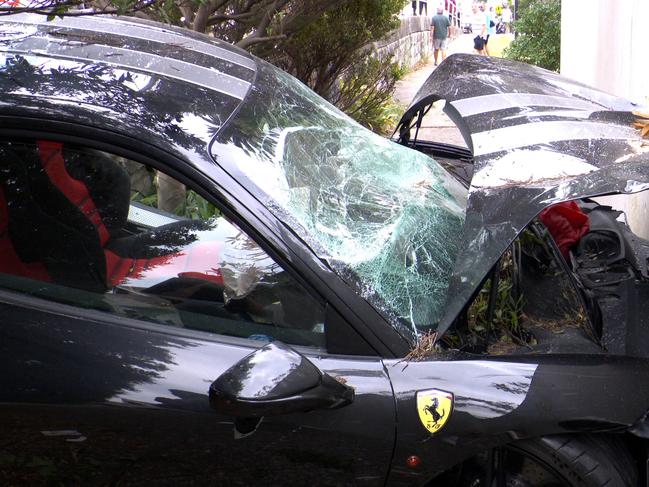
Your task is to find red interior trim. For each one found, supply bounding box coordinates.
[37,140,110,246]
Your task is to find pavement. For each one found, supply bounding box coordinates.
[392,33,514,148]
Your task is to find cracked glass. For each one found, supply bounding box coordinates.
[214,62,468,336]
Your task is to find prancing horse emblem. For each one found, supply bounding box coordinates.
[423,397,445,425]
[416,389,454,434]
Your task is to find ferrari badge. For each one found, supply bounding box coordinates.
[417,389,453,434]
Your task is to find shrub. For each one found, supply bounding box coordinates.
[262,0,407,132]
[334,56,407,134]
[504,0,561,71]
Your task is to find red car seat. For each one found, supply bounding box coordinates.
[0,140,210,291]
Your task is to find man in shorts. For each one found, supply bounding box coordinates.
[470,2,486,55]
[480,3,495,56]
[431,7,451,66]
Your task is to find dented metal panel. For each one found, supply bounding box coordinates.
[396,54,649,336]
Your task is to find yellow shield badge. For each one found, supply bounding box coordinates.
[417,389,453,434]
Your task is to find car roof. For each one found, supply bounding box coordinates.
[0,14,257,154]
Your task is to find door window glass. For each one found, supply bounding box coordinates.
[0,139,325,347]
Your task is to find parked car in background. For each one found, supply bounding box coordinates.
[1,13,649,486]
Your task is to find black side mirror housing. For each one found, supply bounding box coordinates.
[209,341,354,417]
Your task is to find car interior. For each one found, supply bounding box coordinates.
[0,139,326,346]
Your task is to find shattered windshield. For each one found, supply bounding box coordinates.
[213,61,467,337]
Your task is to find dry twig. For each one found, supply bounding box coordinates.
[633,109,649,139]
[397,331,438,370]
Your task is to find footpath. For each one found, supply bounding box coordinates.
[392,33,513,147]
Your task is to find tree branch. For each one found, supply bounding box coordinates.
[192,2,212,32]
[206,10,257,23]
[236,33,286,49]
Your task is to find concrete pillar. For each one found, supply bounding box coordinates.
[561,0,649,237]
[561,0,649,104]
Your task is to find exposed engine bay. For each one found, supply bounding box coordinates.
[406,139,649,358]
[441,188,649,358]
[571,202,649,357]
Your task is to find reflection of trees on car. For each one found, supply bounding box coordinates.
[4,0,406,132]
[0,295,189,403]
[0,55,232,151]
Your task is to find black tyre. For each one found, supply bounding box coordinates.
[504,434,637,487]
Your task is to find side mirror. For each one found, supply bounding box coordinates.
[209,341,354,417]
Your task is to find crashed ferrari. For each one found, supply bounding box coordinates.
[393,54,649,485]
[1,14,649,486]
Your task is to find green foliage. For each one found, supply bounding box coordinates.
[440,246,529,354]
[261,0,407,131]
[147,0,186,25]
[515,0,532,13]
[334,56,406,134]
[131,190,158,207]
[467,251,525,340]
[131,179,220,220]
[183,189,220,220]
[265,0,404,69]
[504,0,561,71]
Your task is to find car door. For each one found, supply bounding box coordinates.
[0,137,396,486]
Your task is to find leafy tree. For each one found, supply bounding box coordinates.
[333,57,406,133]
[258,0,406,131]
[174,0,343,48]
[515,0,532,14]
[260,0,402,93]
[504,0,561,71]
[1,1,345,48]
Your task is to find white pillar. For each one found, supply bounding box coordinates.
[561,0,649,237]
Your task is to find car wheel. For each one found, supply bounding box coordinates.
[438,434,637,487]
[503,435,637,486]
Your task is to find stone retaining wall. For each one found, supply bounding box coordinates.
[371,16,432,69]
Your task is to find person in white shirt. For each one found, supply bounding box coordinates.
[470,3,486,55]
[501,4,513,33]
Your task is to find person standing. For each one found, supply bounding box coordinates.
[431,7,451,66]
[470,2,486,55]
[501,3,513,34]
[480,3,495,56]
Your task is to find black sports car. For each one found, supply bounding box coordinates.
[1,13,649,487]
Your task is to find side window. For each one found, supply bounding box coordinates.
[0,139,325,347]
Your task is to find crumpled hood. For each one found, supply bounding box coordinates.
[396,54,649,337]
